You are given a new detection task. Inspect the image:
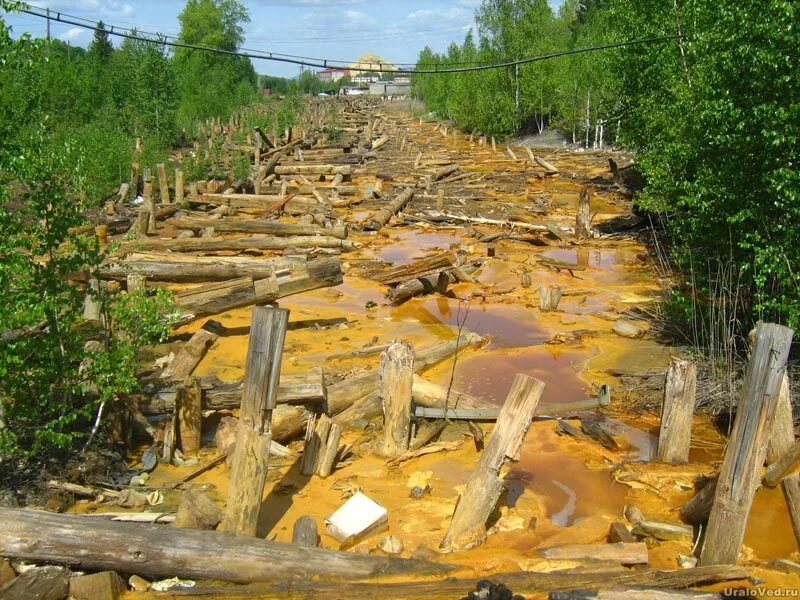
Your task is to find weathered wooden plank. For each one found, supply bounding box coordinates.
[171,217,347,240]
[700,322,794,565]
[657,358,697,464]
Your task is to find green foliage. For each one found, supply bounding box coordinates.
[612,0,800,329]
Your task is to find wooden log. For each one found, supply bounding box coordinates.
[765,439,800,487]
[576,186,592,239]
[172,258,342,322]
[101,253,304,283]
[123,234,356,253]
[135,209,149,238]
[187,565,749,599]
[292,516,319,547]
[221,306,288,536]
[171,217,347,240]
[177,377,202,455]
[157,163,170,204]
[657,358,697,464]
[362,187,415,232]
[387,262,480,306]
[162,328,218,381]
[540,542,648,565]
[174,487,223,530]
[539,284,562,311]
[379,342,415,458]
[371,252,454,285]
[765,374,800,547]
[608,522,636,544]
[138,370,325,415]
[411,375,495,411]
[431,164,460,182]
[0,508,450,583]
[274,164,351,176]
[143,178,157,234]
[301,413,330,476]
[441,374,545,550]
[700,322,794,566]
[631,520,693,541]
[534,155,559,174]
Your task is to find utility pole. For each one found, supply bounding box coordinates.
[46,8,51,41]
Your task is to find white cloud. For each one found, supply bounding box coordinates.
[30,0,134,18]
[58,26,86,41]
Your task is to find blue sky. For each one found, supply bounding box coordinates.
[6,1,562,77]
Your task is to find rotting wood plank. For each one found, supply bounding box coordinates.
[700,322,794,566]
[441,374,545,550]
[657,358,697,464]
[171,217,348,239]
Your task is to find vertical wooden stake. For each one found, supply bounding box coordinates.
[135,210,149,238]
[576,186,592,239]
[700,322,793,565]
[254,129,262,168]
[175,170,185,205]
[221,305,289,537]
[143,177,157,235]
[177,376,202,455]
[657,358,697,464]
[126,274,146,294]
[436,189,445,212]
[539,284,562,311]
[766,374,800,548]
[379,341,415,458]
[442,374,545,550]
[156,163,170,204]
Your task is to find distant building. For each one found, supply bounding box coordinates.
[369,82,412,97]
[318,67,350,82]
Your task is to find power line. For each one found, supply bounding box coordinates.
[17,6,683,75]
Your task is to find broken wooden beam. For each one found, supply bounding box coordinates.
[700,322,794,566]
[657,358,697,464]
[441,374,545,550]
[161,328,218,381]
[540,542,648,565]
[379,341,415,458]
[221,305,288,536]
[0,507,451,583]
[274,164,351,176]
[386,262,480,306]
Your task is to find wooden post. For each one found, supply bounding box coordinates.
[765,374,800,547]
[220,305,289,537]
[379,341,415,458]
[436,189,445,212]
[292,516,319,547]
[83,278,102,321]
[126,274,146,294]
[317,422,342,478]
[539,284,562,311]
[177,376,202,455]
[175,169,185,205]
[441,374,545,550]
[143,177,157,234]
[576,186,591,239]
[254,129,262,167]
[657,358,697,464]
[700,322,793,565]
[156,163,171,204]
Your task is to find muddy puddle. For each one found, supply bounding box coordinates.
[106,104,800,598]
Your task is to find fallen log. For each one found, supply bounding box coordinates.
[184,565,750,599]
[441,374,544,550]
[362,187,415,232]
[370,252,455,285]
[171,217,348,240]
[430,164,460,182]
[122,234,356,253]
[0,508,451,583]
[100,253,305,283]
[274,164,351,176]
[170,258,342,322]
[161,328,218,381]
[138,370,325,414]
[540,542,648,565]
[387,262,480,305]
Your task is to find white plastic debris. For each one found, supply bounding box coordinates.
[325,491,387,544]
[150,577,196,591]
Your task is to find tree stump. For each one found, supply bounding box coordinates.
[575,186,592,239]
[539,284,561,311]
[379,341,415,458]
